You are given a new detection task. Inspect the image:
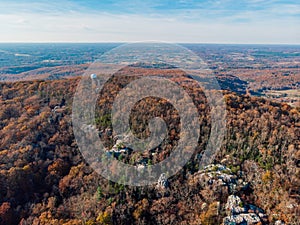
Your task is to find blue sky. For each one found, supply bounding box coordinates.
[0,0,299,43]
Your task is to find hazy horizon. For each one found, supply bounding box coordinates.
[0,42,299,46]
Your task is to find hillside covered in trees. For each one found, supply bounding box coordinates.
[0,67,299,225]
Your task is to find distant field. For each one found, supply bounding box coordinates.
[267,89,300,97]
[264,89,300,106]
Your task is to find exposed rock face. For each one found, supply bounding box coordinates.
[107,136,133,158]
[223,195,267,225]
[274,220,285,225]
[189,164,272,224]
[224,213,261,225]
[191,164,237,194]
[225,195,245,215]
[157,173,168,188]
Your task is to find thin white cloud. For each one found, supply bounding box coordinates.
[0,11,298,44]
[0,0,298,43]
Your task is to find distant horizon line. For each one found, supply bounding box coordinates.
[0,42,299,46]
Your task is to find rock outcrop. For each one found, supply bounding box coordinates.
[157,173,168,188]
[190,164,238,194]
[223,195,268,225]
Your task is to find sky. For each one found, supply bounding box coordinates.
[0,0,299,44]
